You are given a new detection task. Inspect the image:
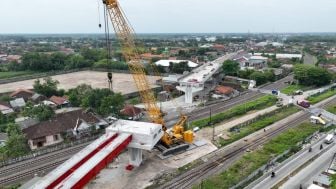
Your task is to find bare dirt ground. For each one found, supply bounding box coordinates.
[0,71,159,95]
[85,136,217,189]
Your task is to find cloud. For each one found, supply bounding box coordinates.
[0,0,335,33]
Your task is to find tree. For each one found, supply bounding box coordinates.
[4,123,29,158]
[250,72,268,86]
[67,85,125,116]
[222,60,240,76]
[98,93,125,116]
[23,104,55,121]
[6,123,22,137]
[168,61,192,74]
[294,65,332,86]
[33,77,60,97]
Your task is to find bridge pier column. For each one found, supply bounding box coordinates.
[185,85,193,104]
[128,147,142,166]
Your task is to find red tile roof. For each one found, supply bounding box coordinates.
[10,89,34,99]
[215,86,234,95]
[49,96,68,106]
[120,105,142,117]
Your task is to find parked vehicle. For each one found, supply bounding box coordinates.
[272,90,279,95]
[310,116,326,125]
[297,100,310,108]
[325,134,334,144]
[276,101,284,107]
[294,90,303,95]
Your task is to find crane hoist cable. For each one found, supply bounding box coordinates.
[103,4,113,91]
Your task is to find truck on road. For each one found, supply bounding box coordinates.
[297,100,310,108]
[325,134,334,144]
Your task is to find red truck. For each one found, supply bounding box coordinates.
[297,100,310,108]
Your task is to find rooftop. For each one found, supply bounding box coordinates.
[155,60,198,68]
[23,109,100,140]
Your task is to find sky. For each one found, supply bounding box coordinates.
[0,0,336,34]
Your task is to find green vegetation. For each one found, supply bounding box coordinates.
[331,174,336,189]
[281,84,310,95]
[0,71,36,79]
[67,84,125,116]
[327,104,336,114]
[307,89,336,104]
[0,123,29,161]
[33,77,64,97]
[168,61,192,74]
[93,59,129,70]
[22,103,55,121]
[294,64,333,87]
[222,60,240,76]
[238,69,276,86]
[191,95,277,128]
[196,122,320,189]
[219,106,299,146]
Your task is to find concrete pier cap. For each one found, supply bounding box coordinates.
[106,119,164,166]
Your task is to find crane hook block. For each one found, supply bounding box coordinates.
[99,24,102,28]
[107,72,113,81]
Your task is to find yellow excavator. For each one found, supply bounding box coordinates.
[102,0,193,154]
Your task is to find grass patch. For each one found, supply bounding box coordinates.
[219,106,300,147]
[191,95,277,128]
[196,122,320,189]
[327,104,336,115]
[307,89,336,104]
[281,84,310,95]
[0,71,36,79]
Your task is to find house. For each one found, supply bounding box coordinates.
[0,102,14,115]
[214,86,234,96]
[0,133,8,147]
[248,56,268,69]
[49,96,69,108]
[23,109,103,150]
[211,44,225,52]
[313,173,331,188]
[10,89,34,101]
[31,93,47,104]
[6,55,22,63]
[15,117,39,129]
[10,98,26,110]
[120,105,143,120]
[140,53,165,62]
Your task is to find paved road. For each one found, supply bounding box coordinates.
[280,144,336,189]
[251,135,335,189]
[304,53,318,65]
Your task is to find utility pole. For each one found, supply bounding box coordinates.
[209,108,214,141]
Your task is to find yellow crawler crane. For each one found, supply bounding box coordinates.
[102,0,193,152]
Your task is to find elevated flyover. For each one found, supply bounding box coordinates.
[177,53,235,103]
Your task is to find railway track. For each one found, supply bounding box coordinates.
[188,92,262,121]
[0,75,295,187]
[0,144,86,178]
[0,141,91,186]
[163,97,336,189]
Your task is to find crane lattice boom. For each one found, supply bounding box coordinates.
[103,0,164,126]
